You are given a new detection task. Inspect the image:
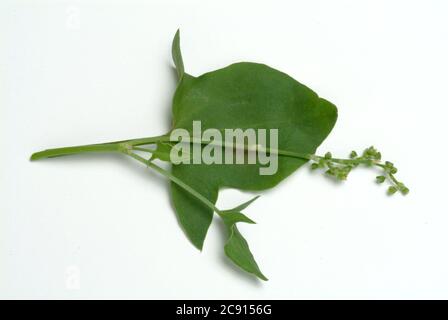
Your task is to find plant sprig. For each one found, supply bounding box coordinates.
[30,30,409,281]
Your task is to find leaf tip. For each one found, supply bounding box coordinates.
[172,28,184,80]
[258,273,269,281]
[191,238,205,252]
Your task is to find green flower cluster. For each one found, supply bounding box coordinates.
[310,146,409,195]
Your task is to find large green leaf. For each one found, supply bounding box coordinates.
[169,32,337,250]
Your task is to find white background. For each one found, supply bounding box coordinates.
[1,0,448,299]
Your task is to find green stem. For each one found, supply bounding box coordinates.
[30,134,170,161]
[30,134,408,198]
[125,151,220,213]
[179,137,313,160]
[29,134,382,174]
[312,155,375,166]
[31,134,315,162]
[31,136,223,215]
[30,143,121,161]
[388,173,399,185]
[124,134,171,146]
[374,163,399,184]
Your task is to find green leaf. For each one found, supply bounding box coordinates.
[224,224,267,281]
[170,59,337,249]
[219,209,264,280]
[170,167,218,250]
[218,199,263,280]
[220,210,256,225]
[172,29,184,80]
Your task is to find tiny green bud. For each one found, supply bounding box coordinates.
[318,159,326,168]
[350,151,357,159]
[385,161,394,168]
[400,186,410,195]
[325,152,332,159]
[363,146,380,160]
[396,182,409,195]
[376,175,386,183]
[337,172,348,180]
[387,186,397,195]
[362,149,369,157]
[311,163,319,170]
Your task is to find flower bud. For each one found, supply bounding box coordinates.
[376,175,386,183]
[400,186,409,195]
[385,161,394,168]
[387,186,397,195]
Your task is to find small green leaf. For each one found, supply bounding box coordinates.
[376,175,386,183]
[220,211,256,225]
[150,142,172,162]
[387,186,398,195]
[219,210,265,280]
[172,29,184,80]
[224,224,268,281]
